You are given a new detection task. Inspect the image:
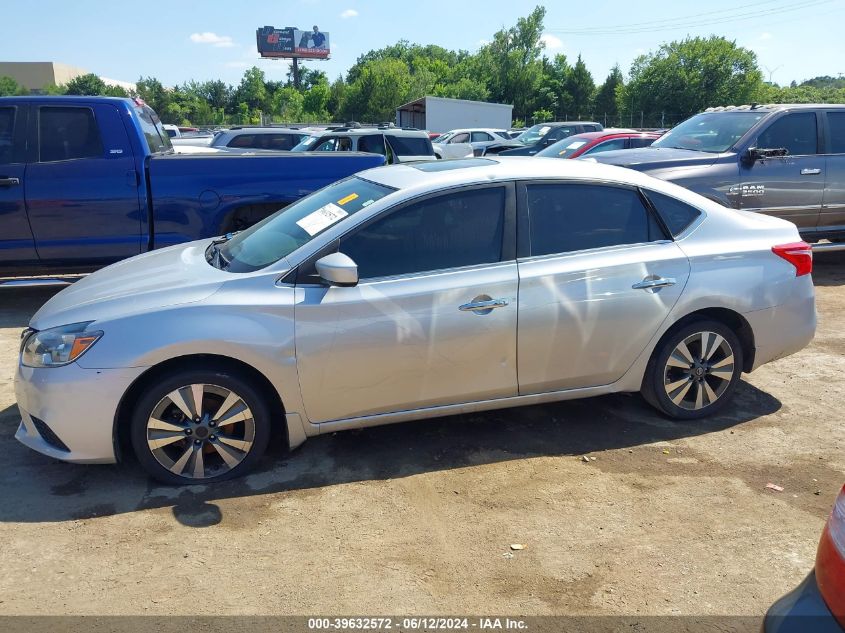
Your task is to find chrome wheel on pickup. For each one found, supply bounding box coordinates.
[131,369,271,485]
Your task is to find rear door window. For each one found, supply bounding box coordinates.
[0,107,15,164]
[135,105,171,153]
[827,112,845,153]
[525,183,665,256]
[386,135,432,156]
[471,131,494,142]
[358,134,386,155]
[38,106,104,162]
[756,112,818,155]
[340,187,506,279]
[227,134,256,148]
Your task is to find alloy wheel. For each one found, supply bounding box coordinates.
[145,383,255,480]
[662,331,735,411]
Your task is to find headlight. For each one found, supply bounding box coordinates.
[21,322,103,368]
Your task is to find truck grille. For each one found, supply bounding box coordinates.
[31,416,70,452]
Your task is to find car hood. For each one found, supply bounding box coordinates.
[586,146,723,170]
[30,240,227,331]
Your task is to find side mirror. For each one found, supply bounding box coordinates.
[315,252,359,287]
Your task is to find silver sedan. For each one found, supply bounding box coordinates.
[15,158,816,484]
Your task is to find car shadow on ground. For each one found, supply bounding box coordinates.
[0,287,62,328]
[0,381,781,527]
[813,250,845,287]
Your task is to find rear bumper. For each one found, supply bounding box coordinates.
[745,275,816,370]
[14,362,146,464]
[764,571,842,633]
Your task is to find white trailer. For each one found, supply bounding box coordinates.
[396,96,513,134]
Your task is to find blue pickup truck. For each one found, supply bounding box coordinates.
[0,96,385,277]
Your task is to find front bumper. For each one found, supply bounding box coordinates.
[14,362,147,464]
[764,571,843,633]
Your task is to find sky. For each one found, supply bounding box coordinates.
[3,0,845,89]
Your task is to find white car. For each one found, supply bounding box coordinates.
[15,158,816,484]
[433,128,511,156]
[293,127,435,163]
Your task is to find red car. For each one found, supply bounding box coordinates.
[536,129,661,159]
[764,484,845,631]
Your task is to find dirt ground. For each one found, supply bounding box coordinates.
[0,253,843,619]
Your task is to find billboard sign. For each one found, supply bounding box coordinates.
[257,25,330,60]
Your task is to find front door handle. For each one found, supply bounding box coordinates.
[0,177,20,187]
[800,168,822,175]
[459,297,509,314]
[632,277,676,290]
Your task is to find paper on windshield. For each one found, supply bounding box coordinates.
[565,141,587,149]
[296,203,349,236]
[538,126,551,135]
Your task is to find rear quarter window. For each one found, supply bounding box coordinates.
[386,135,432,156]
[644,190,702,237]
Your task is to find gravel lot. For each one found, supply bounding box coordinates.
[0,253,843,619]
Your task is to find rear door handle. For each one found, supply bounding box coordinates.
[0,177,20,187]
[800,168,822,175]
[632,277,676,290]
[459,298,509,313]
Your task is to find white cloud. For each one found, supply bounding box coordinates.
[339,8,358,18]
[759,32,773,40]
[190,32,235,48]
[540,33,563,49]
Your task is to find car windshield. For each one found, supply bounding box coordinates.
[212,177,395,273]
[433,133,453,144]
[515,124,552,145]
[652,112,766,153]
[536,137,590,158]
[291,136,319,151]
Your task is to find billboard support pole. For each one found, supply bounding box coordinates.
[292,57,301,89]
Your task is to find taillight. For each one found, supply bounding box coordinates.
[772,242,813,276]
[816,485,845,627]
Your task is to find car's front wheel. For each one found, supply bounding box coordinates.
[130,369,271,485]
[642,320,744,420]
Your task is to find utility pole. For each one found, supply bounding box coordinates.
[292,57,301,89]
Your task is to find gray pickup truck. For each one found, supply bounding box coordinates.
[590,104,845,246]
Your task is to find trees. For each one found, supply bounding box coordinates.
[479,5,547,121]
[565,55,594,117]
[620,36,763,124]
[64,73,107,96]
[0,76,24,96]
[593,64,623,120]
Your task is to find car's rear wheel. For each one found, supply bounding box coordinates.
[642,320,743,419]
[130,369,271,485]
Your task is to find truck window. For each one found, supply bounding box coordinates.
[227,134,257,148]
[652,112,765,153]
[756,112,817,155]
[135,105,172,154]
[38,107,104,162]
[827,112,845,154]
[0,107,14,164]
[386,135,431,156]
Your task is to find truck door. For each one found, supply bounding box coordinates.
[24,103,142,267]
[820,110,845,234]
[0,103,39,271]
[738,111,824,231]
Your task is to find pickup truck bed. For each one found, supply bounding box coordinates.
[0,96,385,276]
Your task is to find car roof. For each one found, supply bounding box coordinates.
[532,121,602,127]
[564,129,660,141]
[224,127,304,135]
[320,128,429,138]
[704,103,845,112]
[358,156,697,201]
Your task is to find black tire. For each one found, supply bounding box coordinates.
[641,319,744,420]
[130,368,271,485]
